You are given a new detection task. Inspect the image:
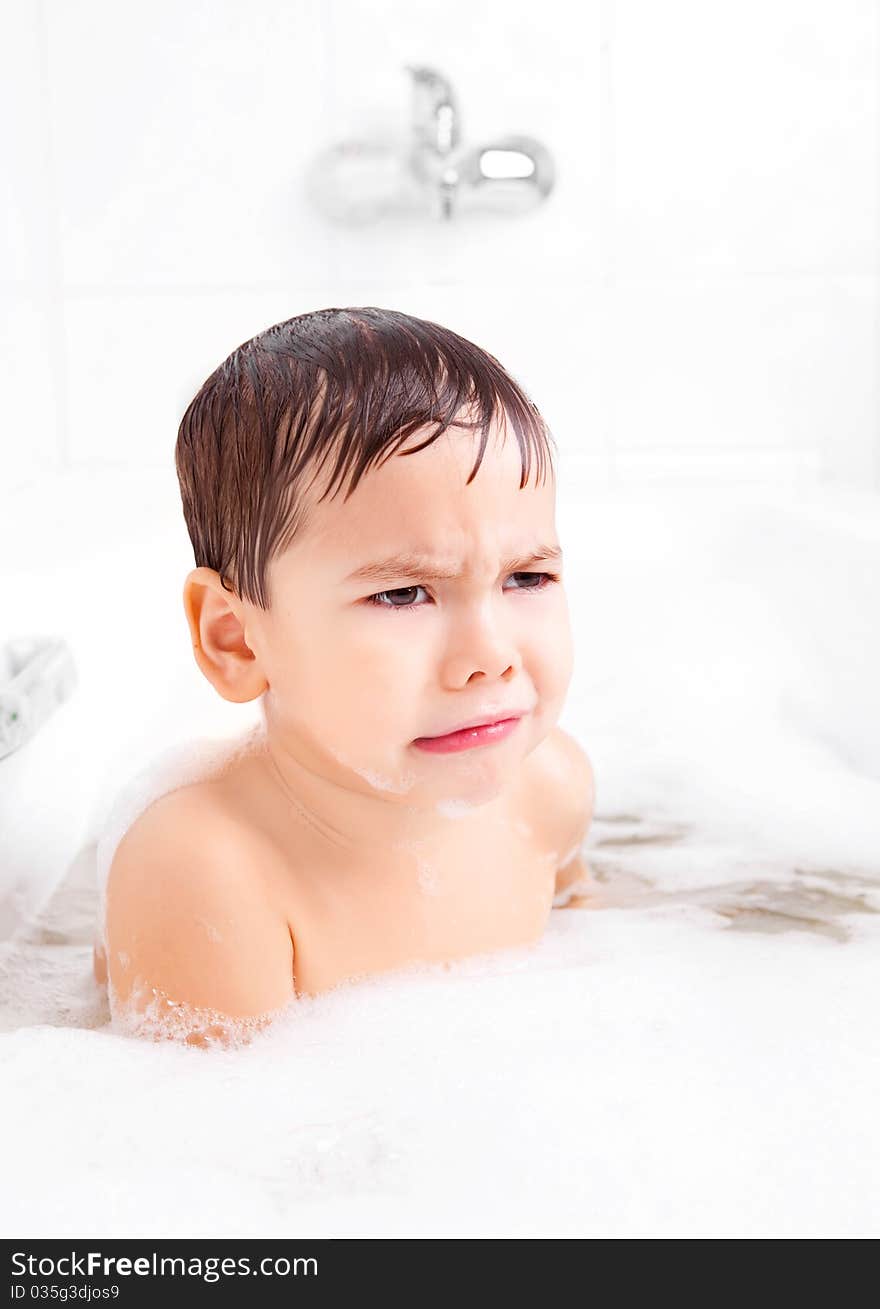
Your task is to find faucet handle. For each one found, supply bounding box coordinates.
[404,63,460,157]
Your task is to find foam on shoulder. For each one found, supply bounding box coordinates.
[110,976,296,1050]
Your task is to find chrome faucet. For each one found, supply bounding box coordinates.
[305,63,555,224]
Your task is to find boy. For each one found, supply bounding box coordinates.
[94,307,595,1046]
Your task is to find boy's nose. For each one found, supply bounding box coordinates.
[445,619,522,685]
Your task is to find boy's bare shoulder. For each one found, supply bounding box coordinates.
[103,780,295,1026]
[106,778,251,885]
[519,726,595,862]
[112,776,223,839]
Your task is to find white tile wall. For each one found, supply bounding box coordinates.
[612,0,878,277]
[1,1,66,486]
[2,0,878,493]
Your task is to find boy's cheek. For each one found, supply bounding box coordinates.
[536,611,574,677]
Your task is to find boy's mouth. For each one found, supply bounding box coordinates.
[412,711,527,755]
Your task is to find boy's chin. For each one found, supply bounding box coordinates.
[341,743,517,806]
[429,768,513,807]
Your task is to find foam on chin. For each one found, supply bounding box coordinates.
[348,763,417,794]
[324,742,418,795]
[434,797,479,818]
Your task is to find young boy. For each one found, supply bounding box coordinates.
[94,307,595,1046]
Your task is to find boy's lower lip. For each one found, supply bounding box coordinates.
[411,716,524,754]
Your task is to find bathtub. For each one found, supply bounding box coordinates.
[0,463,877,1238]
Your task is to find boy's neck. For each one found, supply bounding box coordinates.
[256,729,510,856]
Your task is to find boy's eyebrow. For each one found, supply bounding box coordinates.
[344,543,563,584]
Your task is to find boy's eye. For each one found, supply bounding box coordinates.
[367,585,427,609]
[364,572,558,611]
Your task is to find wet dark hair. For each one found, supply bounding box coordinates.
[175,306,557,610]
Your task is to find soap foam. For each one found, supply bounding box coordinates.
[325,742,418,795]
[107,975,296,1051]
[434,797,479,817]
[392,836,442,896]
[351,763,417,794]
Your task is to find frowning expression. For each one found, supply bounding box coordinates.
[245,415,574,806]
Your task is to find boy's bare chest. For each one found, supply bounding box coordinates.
[209,759,558,997]
[298,820,557,994]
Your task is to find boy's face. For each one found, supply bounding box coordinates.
[242,415,574,809]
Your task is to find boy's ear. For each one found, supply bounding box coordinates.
[182,567,268,704]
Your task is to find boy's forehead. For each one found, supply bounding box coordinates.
[303,426,553,552]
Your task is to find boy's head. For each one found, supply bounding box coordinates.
[178,307,573,808]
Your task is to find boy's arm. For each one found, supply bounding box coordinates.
[528,726,596,900]
[104,793,295,1047]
